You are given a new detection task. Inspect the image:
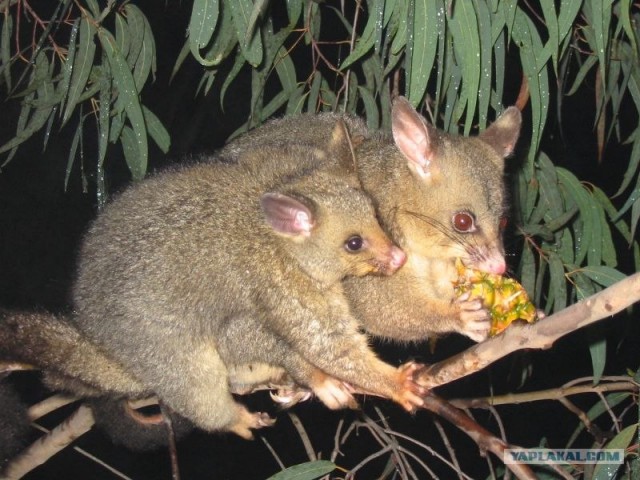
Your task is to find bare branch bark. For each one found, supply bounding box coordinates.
[2,405,95,480]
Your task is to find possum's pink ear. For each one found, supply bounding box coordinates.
[479,106,522,159]
[391,96,440,182]
[261,192,315,237]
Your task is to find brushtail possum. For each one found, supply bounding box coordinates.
[222,96,522,343]
[1,120,423,442]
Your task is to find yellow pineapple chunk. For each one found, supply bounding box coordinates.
[453,259,538,336]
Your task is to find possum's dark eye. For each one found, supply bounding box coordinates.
[452,211,476,233]
[345,235,364,252]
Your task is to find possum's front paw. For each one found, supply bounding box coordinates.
[456,292,491,342]
[393,362,427,412]
[228,406,276,440]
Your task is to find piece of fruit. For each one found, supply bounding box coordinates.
[453,259,538,336]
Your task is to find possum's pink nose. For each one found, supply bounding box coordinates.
[387,246,407,273]
[479,257,506,275]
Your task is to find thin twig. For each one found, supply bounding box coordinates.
[433,418,464,480]
[287,412,317,461]
[451,380,638,409]
[261,436,286,471]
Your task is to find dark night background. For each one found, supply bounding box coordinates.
[0,1,638,479]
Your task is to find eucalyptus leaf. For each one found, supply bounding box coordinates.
[358,85,380,130]
[449,1,480,134]
[266,460,336,480]
[1,13,12,91]
[98,27,148,181]
[229,0,263,67]
[142,106,170,154]
[62,17,97,126]
[126,4,156,90]
[340,0,381,70]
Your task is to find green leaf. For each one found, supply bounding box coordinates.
[62,16,97,126]
[555,226,575,267]
[592,424,636,480]
[320,76,337,111]
[245,0,270,48]
[120,125,143,180]
[0,53,56,159]
[588,327,606,384]
[304,1,320,46]
[115,12,130,61]
[590,0,614,91]
[558,0,583,46]
[539,0,559,72]
[579,266,627,288]
[98,27,148,181]
[621,0,639,58]
[2,13,13,91]
[547,252,567,312]
[538,154,564,219]
[543,205,579,233]
[340,0,381,70]
[519,224,554,242]
[266,460,336,480]
[199,1,238,68]
[597,202,617,268]
[557,168,593,266]
[58,18,80,115]
[361,54,383,95]
[632,193,640,240]
[523,170,539,223]
[306,72,322,112]
[502,0,517,40]
[512,7,550,165]
[594,187,640,269]
[197,69,217,96]
[126,5,156,90]
[449,1,480,134]
[170,39,192,83]
[142,106,170,154]
[97,65,111,170]
[616,124,640,198]
[285,85,305,115]
[274,47,297,94]
[65,113,83,191]
[566,55,598,96]
[286,0,304,25]
[358,85,380,131]
[519,241,537,299]
[406,0,443,107]
[229,0,263,67]
[84,0,101,18]
[390,0,408,55]
[572,270,596,302]
[475,0,492,129]
[189,0,219,65]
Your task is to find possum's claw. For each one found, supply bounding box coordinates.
[270,387,313,407]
